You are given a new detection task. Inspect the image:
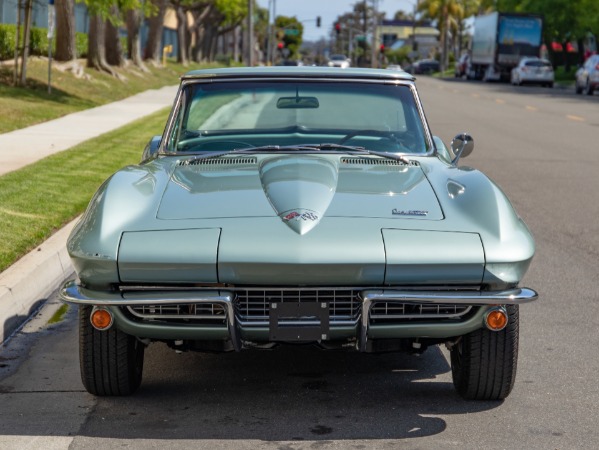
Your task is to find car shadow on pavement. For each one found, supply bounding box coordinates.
[2,299,46,344]
[77,342,502,442]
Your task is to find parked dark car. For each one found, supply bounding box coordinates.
[407,59,440,75]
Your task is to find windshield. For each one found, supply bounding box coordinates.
[167,80,430,154]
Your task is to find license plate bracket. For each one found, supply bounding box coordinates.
[269,302,330,341]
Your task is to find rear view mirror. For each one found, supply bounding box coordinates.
[277,96,319,109]
[451,133,474,165]
[141,135,161,162]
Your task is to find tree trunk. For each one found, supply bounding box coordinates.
[176,6,189,65]
[233,26,240,63]
[202,25,217,63]
[189,4,212,63]
[192,24,204,61]
[105,7,125,67]
[144,0,168,64]
[55,0,76,61]
[13,0,22,84]
[441,7,449,72]
[87,14,116,75]
[126,9,147,70]
[19,0,33,86]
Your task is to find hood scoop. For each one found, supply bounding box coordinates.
[260,156,338,235]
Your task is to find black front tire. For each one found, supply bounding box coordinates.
[79,305,145,396]
[585,79,594,95]
[450,305,519,400]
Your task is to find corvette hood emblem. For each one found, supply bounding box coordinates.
[282,210,319,222]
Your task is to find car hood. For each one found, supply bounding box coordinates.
[157,154,443,234]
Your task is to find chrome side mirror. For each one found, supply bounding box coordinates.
[450,133,474,165]
[141,135,162,163]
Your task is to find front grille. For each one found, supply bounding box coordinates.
[370,302,472,324]
[127,303,226,325]
[235,289,361,325]
[122,290,475,328]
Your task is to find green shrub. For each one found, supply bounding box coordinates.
[0,24,17,61]
[0,24,88,60]
[75,32,88,58]
[30,27,50,56]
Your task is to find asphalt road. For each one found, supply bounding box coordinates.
[1,77,598,449]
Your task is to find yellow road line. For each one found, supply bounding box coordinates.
[566,115,585,122]
[495,98,505,104]
[471,93,480,98]
[526,105,538,111]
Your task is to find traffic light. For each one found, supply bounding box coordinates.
[277,42,284,50]
[335,22,341,35]
[316,16,321,28]
[380,44,385,52]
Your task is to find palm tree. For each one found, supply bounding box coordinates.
[418,0,464,71]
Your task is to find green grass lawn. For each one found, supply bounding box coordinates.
[0,58,212,133]
[0,108,170,272]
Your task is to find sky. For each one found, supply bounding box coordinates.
[255,0,418,42]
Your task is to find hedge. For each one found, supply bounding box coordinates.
[0,24,88,61]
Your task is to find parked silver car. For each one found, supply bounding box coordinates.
[575,54,599,95]
[60,67,537,400]
[511,57,554,87]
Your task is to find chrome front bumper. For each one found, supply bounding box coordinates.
[60,281,538,352]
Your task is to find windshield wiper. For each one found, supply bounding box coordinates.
[309,143,412,164]
[178,143,411,164]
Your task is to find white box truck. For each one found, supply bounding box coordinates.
[470,12,543,81]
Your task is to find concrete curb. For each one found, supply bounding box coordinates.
[0,218,79,344]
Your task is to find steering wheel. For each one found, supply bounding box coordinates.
[179,140,255,152]
[338,129,417,151]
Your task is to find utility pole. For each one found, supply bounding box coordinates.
[370,0,378,68]
[270,0,277,65]
[247,0,254,66]
[412,0,419,59]
[266,0,272,65]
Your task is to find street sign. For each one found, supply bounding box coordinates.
[47,2,55,38]
[355,35,366,42]
[284,29,299,36]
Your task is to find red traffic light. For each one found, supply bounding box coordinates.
[379,44,385,52]
[277,42,284,50]
[335,22,341,35]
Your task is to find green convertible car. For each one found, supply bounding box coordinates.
[60,67,538,400]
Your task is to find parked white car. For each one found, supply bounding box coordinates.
[327,54,351,68]
[511,57,554,87]
[575,54,599,95]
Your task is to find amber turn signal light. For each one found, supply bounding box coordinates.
[90,307,114,331]
[484,307,508,331]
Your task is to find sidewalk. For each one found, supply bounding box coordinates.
[0,85,179,343]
